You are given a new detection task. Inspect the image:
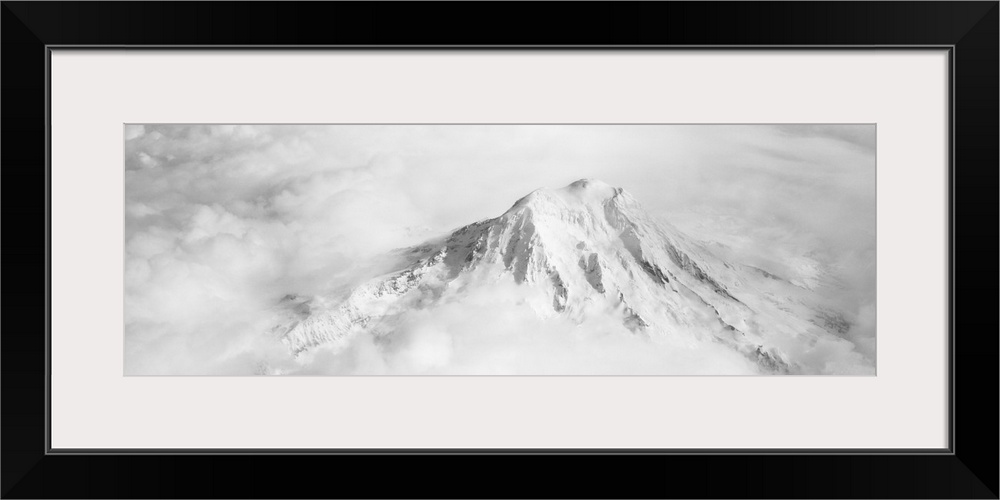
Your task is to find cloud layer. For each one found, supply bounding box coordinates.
[124,124,876,375]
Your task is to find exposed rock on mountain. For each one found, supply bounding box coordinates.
[271,179,856,374]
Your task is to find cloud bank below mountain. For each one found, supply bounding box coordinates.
[124,124,876,375]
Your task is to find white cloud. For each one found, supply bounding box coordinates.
[287,281,760,376]
[124,124,876,375]
[124,124,145,141]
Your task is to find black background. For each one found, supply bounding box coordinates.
[2,2,997,498]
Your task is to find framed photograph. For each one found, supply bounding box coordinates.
[3,2,996,498]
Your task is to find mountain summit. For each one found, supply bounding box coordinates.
[271,179,849,374]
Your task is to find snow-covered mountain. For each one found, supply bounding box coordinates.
[269,179,859,374]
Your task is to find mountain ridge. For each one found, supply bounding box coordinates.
[269,179,853,374]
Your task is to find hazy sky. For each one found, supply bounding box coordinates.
[124,124,876,375]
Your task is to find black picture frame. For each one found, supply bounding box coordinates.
[2,1,996,498]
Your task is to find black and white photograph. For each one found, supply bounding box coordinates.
[124,124,876,376]
[10,1,995,495]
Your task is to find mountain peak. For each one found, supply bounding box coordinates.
[508,179,630,214]
[272,177,808,374]
[556,178,625,206]
[564,178,613,191]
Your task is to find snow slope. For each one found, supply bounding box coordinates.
[269,179,863,374]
